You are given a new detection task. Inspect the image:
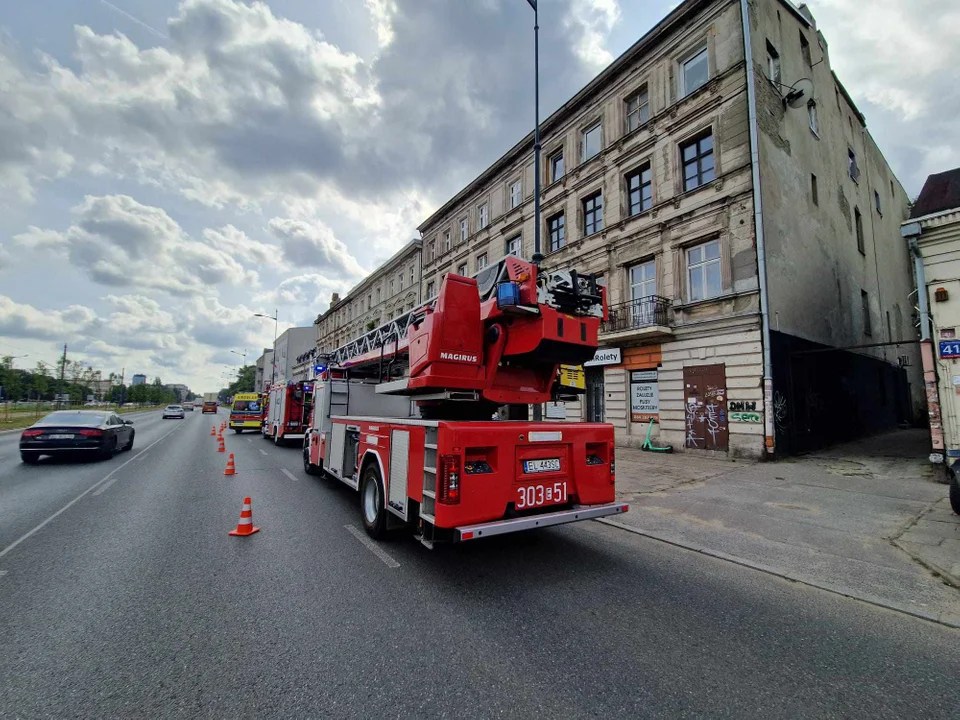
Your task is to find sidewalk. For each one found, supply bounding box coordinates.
[606,430,960,627]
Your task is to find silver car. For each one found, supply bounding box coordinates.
[162,404,186,419]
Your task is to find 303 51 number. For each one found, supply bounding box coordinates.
[516,481,568,510]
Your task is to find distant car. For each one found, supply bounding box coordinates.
[182,402,195,411]
[202,401,218,414]
[162,405,186,419]
[20,410,135,464]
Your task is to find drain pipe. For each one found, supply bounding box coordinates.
[740,0,776,456]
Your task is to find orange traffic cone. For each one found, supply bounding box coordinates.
[210,426,216,436]
[217,438,226,453]
[228,496,259,536]
[223,453,237,476]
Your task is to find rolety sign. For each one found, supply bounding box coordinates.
[630,370,659,422]
[584,348,622,366]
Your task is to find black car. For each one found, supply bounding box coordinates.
[20,410,135,464]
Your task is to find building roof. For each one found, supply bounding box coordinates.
[910,168,960,219]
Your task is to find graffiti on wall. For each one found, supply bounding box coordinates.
[773,390,789,431]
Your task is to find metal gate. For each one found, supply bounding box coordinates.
[683,364,728,451]
[586,367,604,423]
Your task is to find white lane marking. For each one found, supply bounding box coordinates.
[345,524,400,568]
[247,438,253,443]
[0,423,184,558]
[280,468,298,482]
[259,449,269,456]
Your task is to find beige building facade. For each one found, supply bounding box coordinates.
[315,239,422,355]
[416,0,920,457]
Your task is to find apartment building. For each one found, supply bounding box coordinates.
[273,327,316,385]
[417,0,920,457]
[315,239,422,354]
[254,348,274,392]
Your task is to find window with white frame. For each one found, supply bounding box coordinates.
[629,259,657,325]
[410,266,415,285]
[389,278,394,296]
[681,132,715,192]
[766,41,781,88]
[444,230,451,253]
[848,148,860,182]
[426,281,435,299]
[549,150,564,182]
[686,239,721,302]
[582,191,603,235]
[625,88,649,132]
[477,252,488,270]
[509,180,522,209]
[808,101,819,135]
[429,241,436,262]
[459,218,468,242]
[399,272,403,291]
[457,262,467,276]
[582,122,602,161]
[478,202,488,229]
[505,235,521,256]
[681,46,709,97]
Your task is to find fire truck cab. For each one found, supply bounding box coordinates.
[303,256,628,546]
[264,381,314,446]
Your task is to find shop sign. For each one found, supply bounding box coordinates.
[630,369,659,422]
[544,402,566,420]
[585,347,621,367]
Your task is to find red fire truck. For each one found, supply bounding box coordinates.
[264,381,314,445]
[303,256,628,546]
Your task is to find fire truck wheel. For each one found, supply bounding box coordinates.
[950,471,960,515]
[361,465,387,539]
[303,444,321,476]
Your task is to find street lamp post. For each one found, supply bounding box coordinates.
[254,310,279,389]
[525,0,542,266]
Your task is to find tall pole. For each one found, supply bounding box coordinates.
[58,344,67,410]
[530,0,542,266]
[272,309,279,388]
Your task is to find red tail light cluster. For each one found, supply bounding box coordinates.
[77,429,104,437]
[21,429,43,437]
[438,454,461,505]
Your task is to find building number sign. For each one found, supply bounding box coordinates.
[939,341,960,359]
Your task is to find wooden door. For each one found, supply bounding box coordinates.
[683,364,728,451]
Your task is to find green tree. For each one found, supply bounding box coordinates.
[223,365,256,397]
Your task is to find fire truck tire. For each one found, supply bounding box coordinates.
[360,465,387,539]
[303,444,321,476]
[950,471,960,515]
[274,430,283,447]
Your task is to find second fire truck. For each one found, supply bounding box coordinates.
[303,256,628,546]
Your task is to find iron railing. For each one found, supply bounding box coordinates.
[603,295,671,333]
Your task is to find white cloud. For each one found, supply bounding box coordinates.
[565,0,621,69]
[13,194,258,293]
[268,217,366,277]
[0,295,98,340]
[202,225,284,269]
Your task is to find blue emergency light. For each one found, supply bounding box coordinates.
[496,281,521,309]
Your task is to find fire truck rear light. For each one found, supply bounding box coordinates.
[462,531,474,540]
[621,504,629,513]
[438,454,461,505]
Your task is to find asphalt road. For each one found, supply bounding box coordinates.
[1,409,958,718]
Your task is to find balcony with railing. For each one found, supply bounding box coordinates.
[601,295,673,341]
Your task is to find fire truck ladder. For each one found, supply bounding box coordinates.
[327,302,428,370]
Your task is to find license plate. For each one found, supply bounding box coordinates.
[523,458,560,473]
[48,434,73,440]
[516,481,568,510]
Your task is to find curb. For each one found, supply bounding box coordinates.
[596,517,960,630]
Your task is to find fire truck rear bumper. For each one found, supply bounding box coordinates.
[455,502,629,542]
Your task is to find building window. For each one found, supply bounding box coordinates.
[410,266,415,285]
[389,279,394,296]
[549,150,564,183]
[874,190,882,215]
[399,272,403,291]
[808,101,819,136]
[457,262,467,276]
[855,207,865,254]
[548,212,565,252]
[681,46,709,96]
[426,281,435,299]
[477,252,488,270]
[681,132,715,191]
[367,294,372,309]
[582,122,602,161]
[376,288,381,303]
[459,218,468,242]
[429,241,436,262]
[625,88,649,132]
[766,41,781,88]
[890,179,895,197]
[687,239,721,302]
[629,260,656,300]
[505,234,521,256]
[478,203,488,229]
[861,290,871,335]
[582,191,603,236]
[800,32,811,66]
[626,164,653,216]
[510,180,522,209]
[444,230,451,253]
[848,148,860,182]
[811,174,818,206]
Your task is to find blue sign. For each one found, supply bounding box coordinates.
[939,341,960,358]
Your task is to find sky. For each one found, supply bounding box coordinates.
[0,0,957,392]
